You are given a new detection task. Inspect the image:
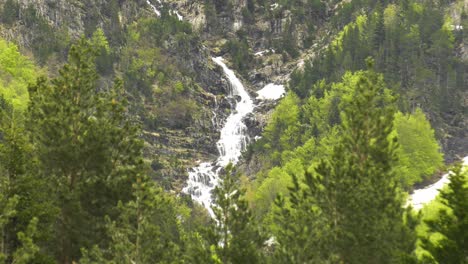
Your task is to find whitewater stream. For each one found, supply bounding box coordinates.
[182,57,255,215]
[409,156,468,210]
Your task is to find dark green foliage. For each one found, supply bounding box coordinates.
[421,164,468,263]
[313,67,408,263]
[27,38,144,263]
[0,97,58,263]
[80,175,185,264]
[195,164,266,264]
[272,174,333,263]
[1,0,19,25]
[224,36,252,74]
[293,2,465,137]
[280,21,299,59]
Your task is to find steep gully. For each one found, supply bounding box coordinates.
[183,57,259,216]
[184,56,467,213]
[145,1,465,214]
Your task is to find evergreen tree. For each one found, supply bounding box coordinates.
[421,164,468,263]
[0,97,57,263]
[80,175,184,264]
[0,102,40,263]
[314,64,411,263]
[203,164,266,264]
[274,64,415,263]
[272,172,334,263]
[27,38,144,263]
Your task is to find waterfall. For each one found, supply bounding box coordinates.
[146,0,161,16]
[147,0,183,20]
[182,57,254,215]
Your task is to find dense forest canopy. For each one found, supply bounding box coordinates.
[0,0,466,263]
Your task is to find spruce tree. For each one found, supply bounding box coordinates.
[313,65,411,263]
[421,164,468,263]
[274,63,415,263]
[272,172,334,263]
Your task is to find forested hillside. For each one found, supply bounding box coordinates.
[0,0,466,263]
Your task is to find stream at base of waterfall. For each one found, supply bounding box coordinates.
[408,156,468,210]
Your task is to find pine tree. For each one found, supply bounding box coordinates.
[0,103,40,262]
[421,164,468,263]
[272,172,334,263]
[314,64,412,263]
[204,164,266,264]
[27,38,144,263]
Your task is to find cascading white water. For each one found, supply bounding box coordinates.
[147,0,183,20]
[183,57,254,215]
[146,0,161,16]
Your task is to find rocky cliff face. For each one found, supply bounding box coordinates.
[0,0,237,190]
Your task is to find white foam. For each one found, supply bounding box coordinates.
[183,57,254,216]
[408,155,468,210]
[146,0,161,16]
[174,11,183,21]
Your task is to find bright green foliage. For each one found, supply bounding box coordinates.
[27,38,144,263]
[202,164,266,264]
[421,164,468,263]
[261,92,301,164]
[274,68,415,263]
[91,28,110,53]
[393,109,444,187]
[0,39,39,110]
[301,72,357,136]
[91,28,113,76]
[80,175,184,264]
[254,166,294,220]
[252,158,307,226]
